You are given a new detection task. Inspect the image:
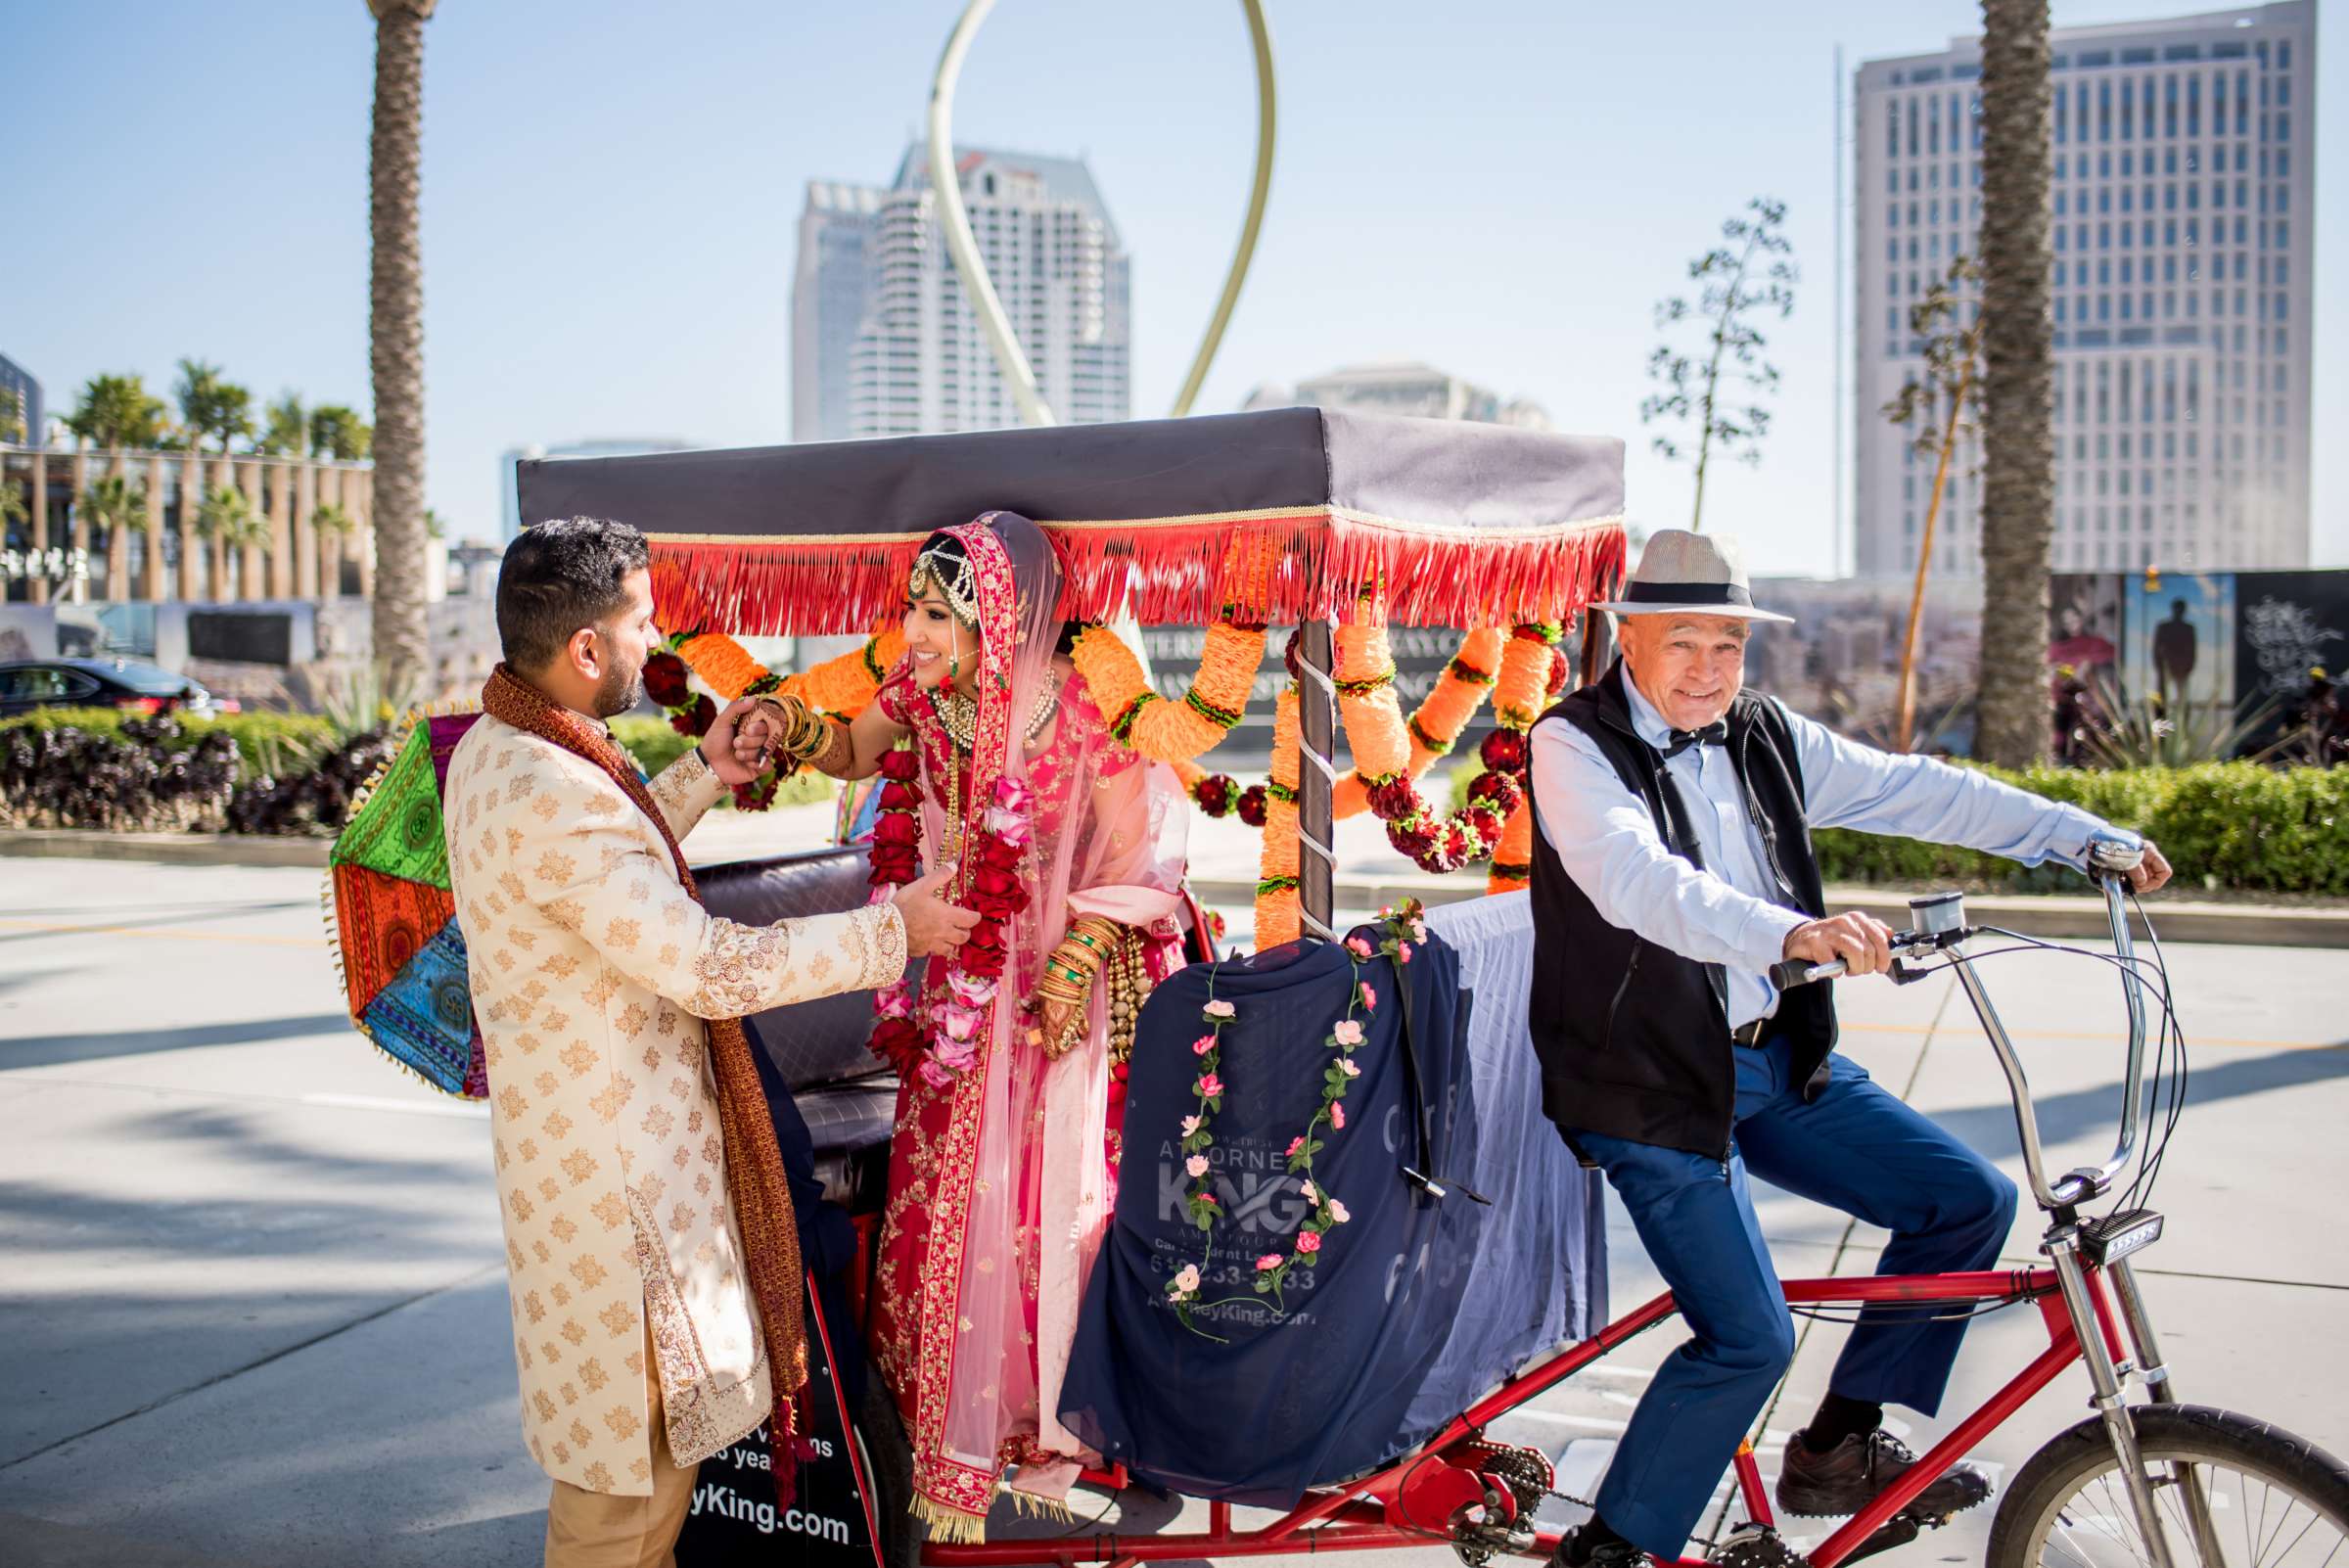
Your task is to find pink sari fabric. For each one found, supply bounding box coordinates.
[870,668,1188,1539]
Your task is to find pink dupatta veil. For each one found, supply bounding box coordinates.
[889,512,1188,1538]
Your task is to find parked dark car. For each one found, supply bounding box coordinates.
[0,659,233,718]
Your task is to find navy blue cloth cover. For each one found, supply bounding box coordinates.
[1060,909,1602,1506]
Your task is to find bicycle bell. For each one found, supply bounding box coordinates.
[2085,826,2145,875]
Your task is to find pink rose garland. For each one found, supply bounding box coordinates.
[864,737,1034,1086]
[1165,899,1429,1336]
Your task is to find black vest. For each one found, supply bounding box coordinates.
[1527,661,1837,1159]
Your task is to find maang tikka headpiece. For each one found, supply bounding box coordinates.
[908,544,981,626]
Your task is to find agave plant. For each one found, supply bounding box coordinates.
[2071,671,2282,769]
[319,660,422,743]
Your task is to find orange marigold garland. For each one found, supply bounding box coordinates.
[1253,686,1303,950]
[1488,797,1539,895]
[1329,625,1501,818]
[1327,618,1519,876]
[1071,618,1267,764]
[647,625,905,809]
[1483,623,1574,892]
[780,626,906,716]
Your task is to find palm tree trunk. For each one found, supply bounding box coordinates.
[1975,0,2055,766]
[366,0,437,692]
[178,453,204,602]
[69,450,90,606]
[144,455,168,602]
[105,449,130,601]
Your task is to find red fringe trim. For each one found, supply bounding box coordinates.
[650,512,1627,635]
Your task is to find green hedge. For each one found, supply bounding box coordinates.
[609,716,835,809]
[1816,761,2349,897]
[0,708,334,779]
[2,709,832,810]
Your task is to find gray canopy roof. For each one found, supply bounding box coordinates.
[517,407,1624,632]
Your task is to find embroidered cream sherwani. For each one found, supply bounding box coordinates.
[445,719,905,1496]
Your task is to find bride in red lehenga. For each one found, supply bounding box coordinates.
[788,511,1190,1540]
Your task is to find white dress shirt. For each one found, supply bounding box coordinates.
[1532,672,2108,1029]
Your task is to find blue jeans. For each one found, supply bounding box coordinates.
[1567,1040,2017,1556]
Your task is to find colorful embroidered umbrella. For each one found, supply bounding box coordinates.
[324,709,488,1098]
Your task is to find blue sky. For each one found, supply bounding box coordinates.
[4,0,2339,572]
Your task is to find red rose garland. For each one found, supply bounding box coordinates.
[641,642,792,810]
[863,747,927,1075]
[861,716,1034,1085]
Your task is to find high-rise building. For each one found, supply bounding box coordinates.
[1854,1,2315,578]
[1243,362,1552,430]
[791,146,1129,441]
[0,352,42,447]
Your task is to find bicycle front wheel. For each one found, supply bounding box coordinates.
[1988,1405,2349,1568]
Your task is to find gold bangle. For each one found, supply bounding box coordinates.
[1049,944,1102,977]
[1069,915,1122,946]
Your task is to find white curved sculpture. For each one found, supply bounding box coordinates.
[926,0,1276,427]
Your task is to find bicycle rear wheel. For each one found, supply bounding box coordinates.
[1987,1405,2349,1568]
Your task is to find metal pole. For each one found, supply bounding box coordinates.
[1580,608,1616,687]
[1295,619,1337,942]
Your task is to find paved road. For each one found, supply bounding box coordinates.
[3,854,2344,1567]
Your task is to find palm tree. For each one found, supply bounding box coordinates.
[313,500,356,596]
[1974,0,2056,766]
[196,484,264,601]
[83,473,150,600]
[308,404,373,461]
[258,392,308,457]
[0,388,24,444]
[64,374,171,454]
[367,0,437,692]
[173,359,254,454]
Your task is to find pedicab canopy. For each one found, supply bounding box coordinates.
[515,407,1626,633]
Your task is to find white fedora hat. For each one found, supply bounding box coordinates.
[1592,529,1794,623]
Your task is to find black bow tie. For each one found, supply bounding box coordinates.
[1661,721,1728,760]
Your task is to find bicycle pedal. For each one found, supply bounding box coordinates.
[1708,1526,1810,1568]
[1836,1512,1923,1566]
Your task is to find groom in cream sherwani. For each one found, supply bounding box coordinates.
[447,516,975,1568]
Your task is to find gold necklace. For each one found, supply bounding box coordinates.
[940,744,963,869]
[935,685,1056,753]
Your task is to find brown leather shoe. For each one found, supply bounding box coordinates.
[1774,1429,1992,1520]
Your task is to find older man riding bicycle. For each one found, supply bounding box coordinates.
[1527,530,2174,1568]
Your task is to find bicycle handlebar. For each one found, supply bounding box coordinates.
[1768,829,2154,1213]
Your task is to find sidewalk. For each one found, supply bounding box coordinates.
[2,854,2343,1567]
[13,804,2348,947]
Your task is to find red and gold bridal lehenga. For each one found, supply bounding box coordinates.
[865,512,1189,1541]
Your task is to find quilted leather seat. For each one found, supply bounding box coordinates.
[698,847,908,1203]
